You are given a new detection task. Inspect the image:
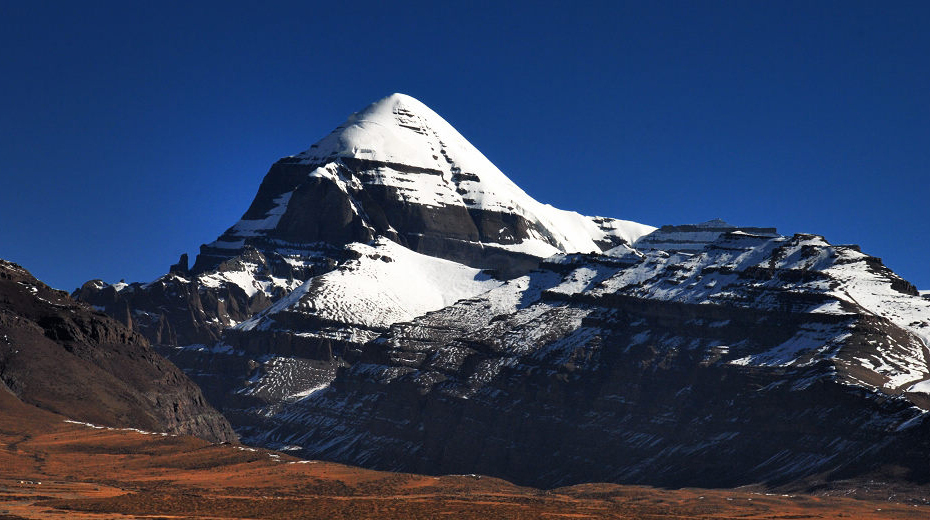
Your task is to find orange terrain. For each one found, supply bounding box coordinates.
[2,389,929,519]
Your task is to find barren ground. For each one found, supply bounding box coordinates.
[2,389,929,519]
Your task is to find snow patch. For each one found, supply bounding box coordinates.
[240,238,502,330]
[229,191,294,237]
[288,383,330,401]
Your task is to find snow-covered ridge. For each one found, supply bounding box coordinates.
[633,219,778,253]
[586,231,930,392]
[197,258,300,298]
[356,227,930,399]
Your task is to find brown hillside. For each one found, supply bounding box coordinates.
[0,259,235,443]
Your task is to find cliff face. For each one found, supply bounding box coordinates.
[0,259,237,443]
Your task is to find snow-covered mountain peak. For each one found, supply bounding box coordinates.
[199,94,655,268]
[73,92,930,492]
[292,92,497,177]
[347,92,433,124]
[289,92,550,222]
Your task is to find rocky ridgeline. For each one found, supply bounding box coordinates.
[75,246,332,347]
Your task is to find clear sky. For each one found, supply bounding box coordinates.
[1,1,928,291]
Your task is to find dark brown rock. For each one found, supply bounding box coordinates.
[0,259,237,443]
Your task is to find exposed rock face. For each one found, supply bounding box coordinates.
[0,259,237,443]
[74,247,301,347]
[75,93,930,490]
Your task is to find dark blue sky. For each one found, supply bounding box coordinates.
[2,1,928,290]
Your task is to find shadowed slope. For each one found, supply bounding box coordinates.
[0,259,236,443]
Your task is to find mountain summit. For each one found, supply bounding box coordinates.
[295,93,499,174]
[195,93,653,277]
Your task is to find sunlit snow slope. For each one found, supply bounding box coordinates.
[238,238,501,331]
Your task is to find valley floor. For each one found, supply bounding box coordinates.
[1,390,928,519]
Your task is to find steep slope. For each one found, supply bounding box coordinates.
[0,259,236,443]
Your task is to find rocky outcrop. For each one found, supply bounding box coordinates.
[74,246,314,346]
[0,259,237,443]
[633,218,779,253]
